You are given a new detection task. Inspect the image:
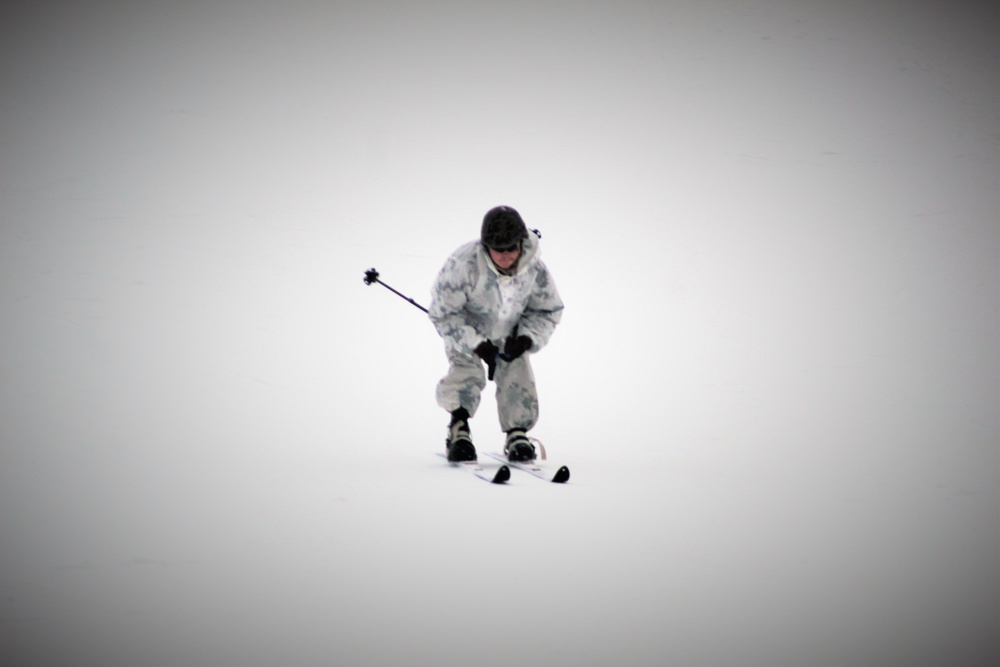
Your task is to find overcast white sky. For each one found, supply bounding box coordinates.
[1,1,997,665]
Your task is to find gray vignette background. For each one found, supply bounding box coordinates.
[1,1,997,666]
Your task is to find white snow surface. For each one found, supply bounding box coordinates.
[1,1,997,666]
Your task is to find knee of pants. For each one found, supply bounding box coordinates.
[436,354,487,412]
[494,355,539,430]
[494,353,535,389]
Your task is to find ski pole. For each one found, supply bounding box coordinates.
[363,268,428,314]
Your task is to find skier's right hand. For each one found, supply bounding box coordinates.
[474,340,499,381]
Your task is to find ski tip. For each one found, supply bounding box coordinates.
[493,465,511,484]
[552,466,570,484]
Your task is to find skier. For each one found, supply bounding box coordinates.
[429,205,564,463]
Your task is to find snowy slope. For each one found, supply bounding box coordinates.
[1,1,997,666]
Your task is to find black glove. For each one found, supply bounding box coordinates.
[500,334,532,362]
[474,340,500,380]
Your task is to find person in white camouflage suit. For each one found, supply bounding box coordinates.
[430,205,564,462]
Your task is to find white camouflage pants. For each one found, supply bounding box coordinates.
[436,349,539,432]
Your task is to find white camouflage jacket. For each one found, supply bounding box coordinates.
[429,231,564,357]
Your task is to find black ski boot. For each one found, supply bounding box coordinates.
[504,428,536,462]
[446,408,476,462]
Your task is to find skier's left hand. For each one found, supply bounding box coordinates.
[500,334,532,362]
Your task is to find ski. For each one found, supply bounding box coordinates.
[435,453,510,484]
[485,452,570,483]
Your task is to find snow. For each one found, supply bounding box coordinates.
[1,1,997,665]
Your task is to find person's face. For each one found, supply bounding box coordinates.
[488,243,521,270]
